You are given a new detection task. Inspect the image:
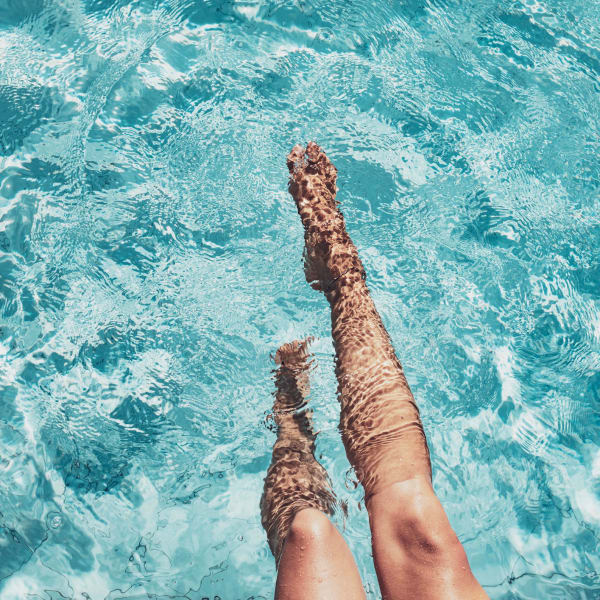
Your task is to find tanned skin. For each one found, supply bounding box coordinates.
[261,143,489,600]
[261,340,365,599]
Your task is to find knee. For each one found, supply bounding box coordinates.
[286,508,336,549]
[367,478,467,565]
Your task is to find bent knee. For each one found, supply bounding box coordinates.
[286,508,336,548]
[367,478,468,566]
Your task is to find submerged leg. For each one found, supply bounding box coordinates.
[287,143,488,600]
[261,340,365,600]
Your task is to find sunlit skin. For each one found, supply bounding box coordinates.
[261,143,489,599]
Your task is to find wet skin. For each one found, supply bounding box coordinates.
[261,143,489,600]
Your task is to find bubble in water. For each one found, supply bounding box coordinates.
[46,511,63,529]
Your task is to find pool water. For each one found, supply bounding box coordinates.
[1,0,599,598]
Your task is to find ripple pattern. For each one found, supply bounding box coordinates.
[1,0,600,598]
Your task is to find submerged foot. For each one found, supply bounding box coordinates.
[272,338,313,415]
[261,338,337,563]
[287,142,365,292]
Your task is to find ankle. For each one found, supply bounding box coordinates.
[324,266,366,298]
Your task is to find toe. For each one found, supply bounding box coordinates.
[287,144,306,174]
[274,337,313,366]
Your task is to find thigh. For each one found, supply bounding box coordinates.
[275,508,366,600]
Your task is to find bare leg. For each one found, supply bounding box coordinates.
[287,143,488,600]
[261,340,365,600]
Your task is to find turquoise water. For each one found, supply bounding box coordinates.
[1,0,599,597]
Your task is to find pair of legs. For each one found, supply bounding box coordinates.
[261,143,488,599]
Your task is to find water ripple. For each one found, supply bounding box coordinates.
[1,0,600,598]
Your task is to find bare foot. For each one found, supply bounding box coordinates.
[272,338,313,413]
[287,142,365,292]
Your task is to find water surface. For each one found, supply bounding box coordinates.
[1,0,600,598]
